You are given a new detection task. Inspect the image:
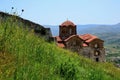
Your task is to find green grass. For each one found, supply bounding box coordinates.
[0,18,120,80]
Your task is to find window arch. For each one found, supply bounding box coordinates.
[94,51,100,56]
[95,44,98,48]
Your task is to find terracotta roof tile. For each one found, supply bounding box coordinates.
[64,35,77,42]
[60,20,76,27]
[83,43,88,47]
[55,36,62,42]
[57,43,65,48]
[64,35,83,42]
[79,34,98,43]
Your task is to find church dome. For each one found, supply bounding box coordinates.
[60,20,76,27]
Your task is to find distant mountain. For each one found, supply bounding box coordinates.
[44,24,120,65]
[44,23,120,37]
[44,25,100,36]
[44,23,120,45]
[77,24,120,34]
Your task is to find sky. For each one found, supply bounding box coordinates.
[0,0,120,25]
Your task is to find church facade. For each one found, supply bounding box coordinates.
[54,20,105,62]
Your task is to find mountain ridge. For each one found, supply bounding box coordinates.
[44,23,120,36]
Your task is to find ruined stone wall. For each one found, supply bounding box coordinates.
[0,11,52,41]
[79,47,105,62]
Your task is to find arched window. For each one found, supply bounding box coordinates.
[94,51,100,56]
[62,28,66,34]
[95,44,98,48]
[70,28,72,34]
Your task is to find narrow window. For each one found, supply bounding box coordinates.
[70,28,72,34]
[95,44,98,48]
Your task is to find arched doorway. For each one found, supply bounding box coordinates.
[95,57,99,62]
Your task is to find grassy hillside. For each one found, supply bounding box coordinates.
[0,18,120,80]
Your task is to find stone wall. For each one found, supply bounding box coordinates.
[79,47,105,62]
[0,11,52,41]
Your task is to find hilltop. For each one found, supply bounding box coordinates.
[0,16,120,80]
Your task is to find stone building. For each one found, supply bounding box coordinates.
[54,20,105,62]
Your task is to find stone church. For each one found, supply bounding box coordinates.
[54,20,105,62]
